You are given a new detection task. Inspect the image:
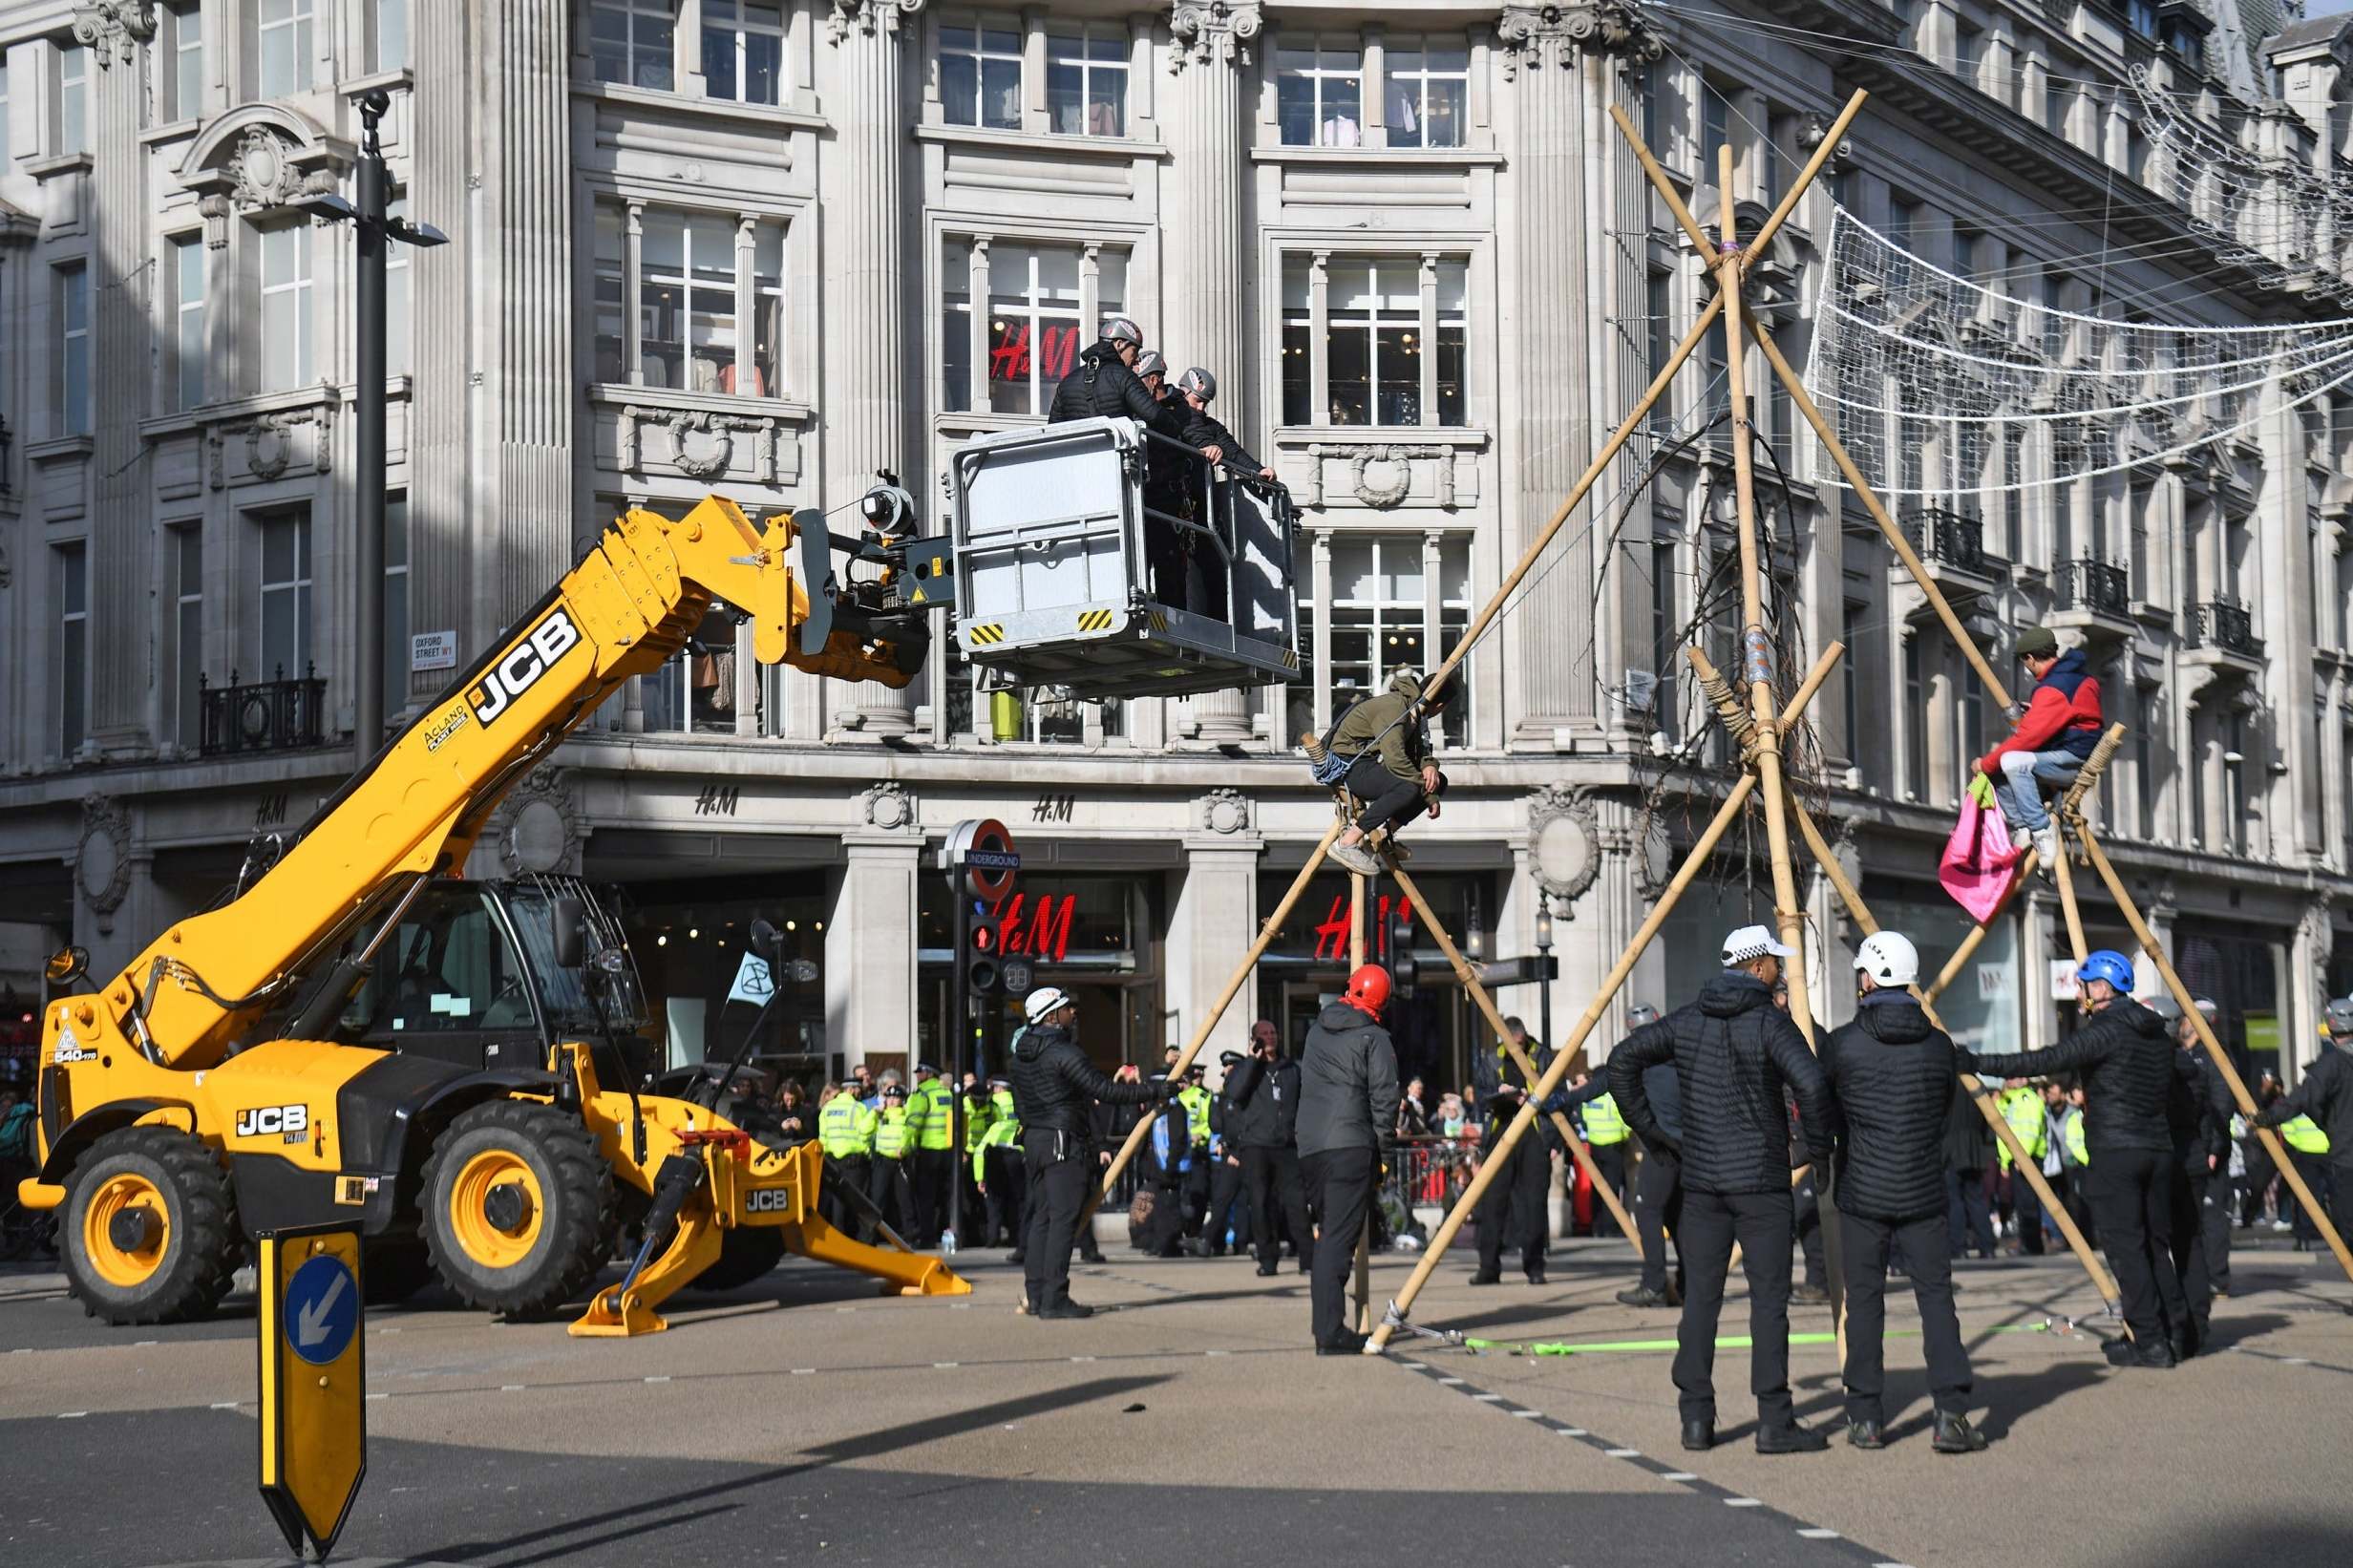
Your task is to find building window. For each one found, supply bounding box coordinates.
[260,223,313,392]
[1047,26,1127,137]
[591,0,676,92]
[173,526,203,747]
[1385,41,1466,149]
[1701,79,1728,174]
[59,263,91,437]
[1902,636,1926,798]
[1653,541,1685,744]
[1318,533,1471,744]
[58,543,89,756]
[1281,254,1468,429]
[57,42,88,158]
[596,207,783,394]
[257,509,313,678]
[167,3,204,120]
[172,235,206,411]
[987,244,1116,415]
[386,197,412,377]
[385,494,410,713]
[1277,40,1363,147]
[1645,269,1673,432]
[702,0,781,107]
[940,22,1021,130]
[371,0,408,74]
[258,0,314,99]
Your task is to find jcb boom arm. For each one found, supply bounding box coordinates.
[70,497,914,1077]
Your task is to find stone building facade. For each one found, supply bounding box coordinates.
[3,1,2352,1091]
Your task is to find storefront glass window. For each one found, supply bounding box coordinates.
[617,881,829,1077]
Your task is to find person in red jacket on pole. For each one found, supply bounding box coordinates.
[1975,625,2103,868]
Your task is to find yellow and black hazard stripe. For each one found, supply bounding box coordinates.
[1282,647,1301,669]
[1076,608,1115,633]
[1148,611,1170,633]
[965,623,1007,646]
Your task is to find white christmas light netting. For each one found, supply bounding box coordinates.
[1807,204,2353,499]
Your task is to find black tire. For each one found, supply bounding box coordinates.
[420,1100,610,1318]
[687,1226,786,1293]
[60,1127,240,1325]
[362,1240,435,1305]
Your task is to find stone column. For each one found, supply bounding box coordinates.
[822,1,922,736]
[827,833,922,1070]
[1496,7,1658,751]
[1167,810,1263,1064]
[1165,2,1261,745]
[75,11,156,754]
[476,0,576,630]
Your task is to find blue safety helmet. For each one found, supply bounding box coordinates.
[2077,950,2135,993]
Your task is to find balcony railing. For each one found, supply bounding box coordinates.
[1899,507,2002,579]
[2057,557,2130,617]
[201,667,329,757]
[2190,597,2263,657]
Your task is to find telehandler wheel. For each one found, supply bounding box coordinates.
[420,1100,609,1317]
[61,1127,240,1325]
[688,1226,786,1293]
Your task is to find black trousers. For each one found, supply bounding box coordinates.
[910,1148,953,1244]
[1946,1163,1994,1258]
[1138,1177,1188,1256]
[1794,1173,1826,1288]
[1587,1141,1630,1238]
[983,1145,1028,1250]
[1244,1145,1312,1270]
[2168,1161,2214,1350]
[2060,1165,2097,1246]
[2202,1168,2234,1295]
[1303,1147,1375,1348]
[1673,1188,1797,1428]
[1179,1157,1212,1237]
[824,1153,872,1241]
[1205,1155,1250,1253]
[1839,1210,1971,1424]
[2009,1165,2046,1255]
[868,1155,917,1239]
[1345,752,1428,838]
[2088,1144,2187,1346]
[1475,1123,1549,1279]
[1022,1131,1091,1311]
[1633,1143,1685,1295]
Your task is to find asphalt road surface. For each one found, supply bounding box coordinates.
[3,1232,2348,1568]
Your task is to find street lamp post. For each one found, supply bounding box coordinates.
[306,90,444,761]
[1534,895,1555,1054]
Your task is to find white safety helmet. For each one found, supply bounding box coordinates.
[1177,366,1218,402]
[1853,931,1920,988]
[1101,316,1144,350]
[1025,985,1075,1025]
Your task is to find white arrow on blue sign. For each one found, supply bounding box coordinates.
[284,1254,360,1367]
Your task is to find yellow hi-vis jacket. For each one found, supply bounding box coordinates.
[1996,1087,2048,1169]
[819,1097,872,1157]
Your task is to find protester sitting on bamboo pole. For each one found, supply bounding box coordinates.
[1975,625,2103,870]
[1325,668,1452,876]
[1607,926,1835,1454]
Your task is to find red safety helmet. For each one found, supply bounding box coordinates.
[1343,964,1391,1020]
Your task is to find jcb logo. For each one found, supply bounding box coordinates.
[235,1104,309,1138]
[467,609,583,726]
[745,1187,794,1214]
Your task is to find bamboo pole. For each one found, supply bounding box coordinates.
[1367,651,1842,1349]
[1082,816,1347,1227]
[1779,789,2124,1310]
[2075,824,2353,1286]
[1386,858,1642,1243]
[2050,835,2091,965]
[1350,871,1372,1334]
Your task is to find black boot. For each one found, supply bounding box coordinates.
[1931,1410,1988,1453]
[1756,1421,1832,1454]
[1680,1418,1715,1451]
[1846,1418,1885,1450]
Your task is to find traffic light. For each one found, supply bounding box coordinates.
[1388,903,1416,1000]
[966,901,1002,995]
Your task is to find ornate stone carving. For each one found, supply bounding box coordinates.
[1198,787,1252,835]
[71,1,156,68]
[616,405,643,471]
[197,194,232,249]
[498,768,581,876]
[827,0,923,44]
[245,414,296,482]
[225,127,337,213]
[1345,446,1413,508]
[859,780,915,830]
[1169,1,1262,72]
[1528,783,1602,905]
[76,795,133,921]
[1498,3,1663,80]
[663,411,734,479]
[1628,805,1674,901]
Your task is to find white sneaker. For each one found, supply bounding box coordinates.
[1329,840,1381,876]
[2031,826,2059,866]
[2010,824,2035,854]
[2272,1219,2292,1233]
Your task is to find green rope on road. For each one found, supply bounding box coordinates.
[1465,1322,2055,1356]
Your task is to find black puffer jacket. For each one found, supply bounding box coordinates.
[1048,342,1164,426]
[1969,998,2176,1155]
[1009,1025,1159,1137]
[2256,1047,2353,1157]
[1297,1002,1400,1166]
[1821,992,1967,1221]
[1180,405,1264,476]
[2169,1046,2236,1175]
[1608,971,1832,1195]
[1221,1055,1304,1149]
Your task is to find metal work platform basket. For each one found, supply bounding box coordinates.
[947,417,1300,703]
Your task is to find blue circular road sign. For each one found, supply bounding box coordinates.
[284,1254,360,1367]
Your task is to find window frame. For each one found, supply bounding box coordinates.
[56,41,89,159]
[171,232,207,411]
[59,262,92,438]
[167,2,204,121]
[701,0,783,108]
[58,542,90,757]
[256,0,315,100]
[258,221,314,393]
[1045,23,1129,138]
[1280,249,1469,431]
[172,524,204,749]
[255,507,314,681]
[371,0,409,74]
[938,19,1024,131]
[593,201,785,397]
[1276,37,1366,149]
[1308,530,1473,746]
[590,0,678,93]
[1379,37,1468,151]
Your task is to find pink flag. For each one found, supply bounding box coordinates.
[1939,776,2021,922]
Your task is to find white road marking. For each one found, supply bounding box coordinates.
[58,1411,86,1419]
[1725,1497,1763,1508]
[1204,1349,1231,1357]
[1660,1472,1696,1481]
[791,1367,816,1375]
[211,1402,240,1410]
[1071,1356,1096,1363]
[1438,1377,1466,1386]
[1798,1528,1841,1539]
[1559,1428,1588,1437]
[366,1393,389,1402]
[1605,1448,1641,1457]
[933,1362,960,1368]
[645,1376,670,1384]
[499,1384,524,1391]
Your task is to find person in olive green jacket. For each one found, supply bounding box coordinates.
[1327,667,1453,875]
